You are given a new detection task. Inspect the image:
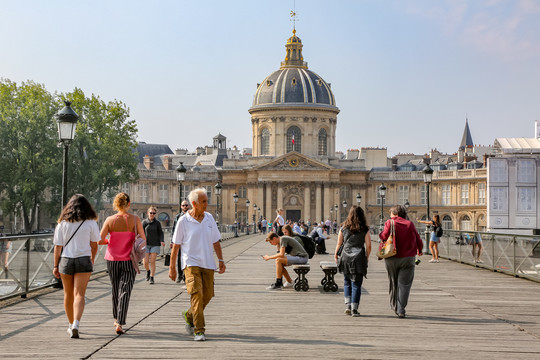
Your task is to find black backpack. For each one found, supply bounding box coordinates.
[436,226,443,237]
[293,234,316,259]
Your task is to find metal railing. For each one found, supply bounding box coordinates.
[437,230,540,282]
[0,225,253,300]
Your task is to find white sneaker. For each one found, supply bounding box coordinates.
[283,281,293,288]
[194,332,206,341]
[182,310,194,335]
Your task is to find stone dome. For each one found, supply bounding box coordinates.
[250,30,338,111]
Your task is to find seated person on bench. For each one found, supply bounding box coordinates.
[263,232,308,290]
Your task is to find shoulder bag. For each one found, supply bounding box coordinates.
[377,219,397,259]
[130,215,147,274]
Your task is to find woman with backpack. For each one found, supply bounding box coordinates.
[334,206,371,317]
[53,194,100,338]
[99,192,146,334]
[418,214,442,263]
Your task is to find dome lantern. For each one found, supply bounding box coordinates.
[281,29,307,69]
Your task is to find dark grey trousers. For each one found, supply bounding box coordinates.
[384,256,415,315]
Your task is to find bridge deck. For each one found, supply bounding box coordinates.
[1,234,540,359]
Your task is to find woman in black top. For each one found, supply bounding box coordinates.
[142,206,164,284]
[334,206,372,317]
[418,214,441,263]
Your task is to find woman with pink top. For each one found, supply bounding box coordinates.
[99,192,146,334]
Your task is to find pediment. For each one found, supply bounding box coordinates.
[253,152,335,171]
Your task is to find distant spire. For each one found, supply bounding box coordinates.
[460,117,474,150]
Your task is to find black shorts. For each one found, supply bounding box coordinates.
[59,256,93,275]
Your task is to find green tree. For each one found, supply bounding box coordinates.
[0,79,59,234]
[62,88,139,211]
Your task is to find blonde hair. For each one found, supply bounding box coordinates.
[276,208,283,214]
[113,192,130,211]
[147,205,157,213]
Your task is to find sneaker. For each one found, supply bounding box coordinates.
[398,313,406,319]
[149,277,154,285]
[146,270,150,281]
[282,281,293,288]
[351,309,360,317]
[344,307,351,315]
[266,283,282,290]
[71,327,79,338]
[429,259,436,263]
[476,259,484,263]
[194,332,206,341]
[435,259,439,263]
[182,310,194,335]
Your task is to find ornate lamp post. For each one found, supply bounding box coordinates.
[330,207,333,220]
[253,203,257,234]
[342,200,348,221]
[245,199,250,235]
[378,183,387,231]
[214,182,222,225]
[233,193,239,237]
[404,199,410,220]
[176,162,187,214]
[423,164,434,254]
[55,101,79,207]
[356,193,362,207]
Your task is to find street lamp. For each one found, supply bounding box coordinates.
[356,193,362,207]
[404,199,410,220]
[423,164,434,254]
[214,182,222,225]
[176,162,187,214]
[253,203,257,234]
[378,183,387,231]
[342,200,348,221]
[245,199,250,235]
[55,101,79,207]
[233,193,239,237]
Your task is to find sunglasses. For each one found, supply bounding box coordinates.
[149,212,156,214]
[181,204,189,207]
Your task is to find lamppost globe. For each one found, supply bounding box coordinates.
[214,182,222,195]
[342,200,347,208]
[356,193,362,206]
[404,200,410,210]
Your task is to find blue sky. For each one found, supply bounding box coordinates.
[2,0,539,156]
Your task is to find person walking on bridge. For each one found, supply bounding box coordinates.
[169,188,226,341]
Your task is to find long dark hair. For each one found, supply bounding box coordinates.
[341,205,369,233]
[57,194,98,223]
[433,214,441,227]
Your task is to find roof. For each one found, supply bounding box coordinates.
[460,119,474,149]
[494,138,540,153]
[135,142,173,163]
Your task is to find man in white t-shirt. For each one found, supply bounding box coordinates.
[169,188,226,341]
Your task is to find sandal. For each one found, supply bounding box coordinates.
[114,321,125,335]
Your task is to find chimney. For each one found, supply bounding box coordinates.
[163,156,172,170]
[143,155,153,170]
[391,157,398,171]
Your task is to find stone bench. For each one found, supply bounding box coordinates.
[292,264,310,292]
[320,261,338,292]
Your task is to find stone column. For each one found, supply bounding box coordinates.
[304,182,311,222]
[315,183,322,222]
[257,182,264,220]
[277,182,283,210]
[323,184,330,220]
[266,182,273,221]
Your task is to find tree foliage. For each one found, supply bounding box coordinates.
[0,79,139,234]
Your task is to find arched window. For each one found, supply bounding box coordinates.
[460,215,471,231]
[318,128,327,155]
[261,128,270,155]
[286,126,301,153]
[442,215,452,230]
[157,212,170,227]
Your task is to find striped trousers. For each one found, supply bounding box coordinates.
[107,260,136,325]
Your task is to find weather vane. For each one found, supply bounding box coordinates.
[290,0,298,32]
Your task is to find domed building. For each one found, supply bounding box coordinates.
[250,30,339,158]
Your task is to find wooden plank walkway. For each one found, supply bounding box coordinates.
[1,233,540,359]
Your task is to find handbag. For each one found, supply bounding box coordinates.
[164,247,171,266]
[130,215,147,274]
[377,219,397,259]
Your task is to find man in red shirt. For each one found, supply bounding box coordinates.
[379,205,423,318]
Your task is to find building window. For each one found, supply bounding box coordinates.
[286,126,301,153]
[318,128,327,155]
[489,159,508,183]
[517,159,536,183]
[461,184,469,205]
[238,185,247,198]
[478,183,486,205]
[517,187,535,212]
[460,215,471,231]
[159,184,168,204]
[122,183,130,194]
[441,184,451,205]
[398,185,409,205]
[490,187,507,212]
[139,183,149,203]
[442,215,452,230]
[203,185,213,204]
[157,212,170,227]
[340,186,351,202]
[181,185,191,202]
[261,128,270,155]
[238,211,247,224]
[420,185,427,205]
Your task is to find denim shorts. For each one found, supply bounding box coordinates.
[146,245,161,254]
[59,256,93,275]
[286,255,308,265]
[430,232,440,243]
[0,241,12,253]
